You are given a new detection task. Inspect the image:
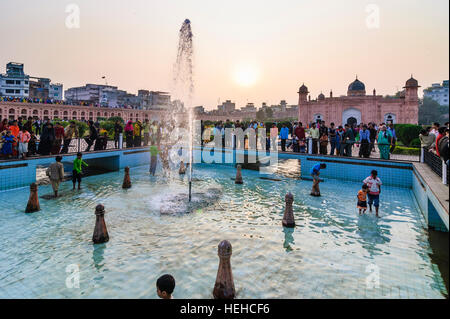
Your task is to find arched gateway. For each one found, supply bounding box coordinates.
[342,108,361,126]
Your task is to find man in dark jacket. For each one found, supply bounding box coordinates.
[319,121,328,137]
[85,120,98,152]
[343,124,355,157]
[114,120,123,149]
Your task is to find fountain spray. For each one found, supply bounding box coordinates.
[173,19,194,202]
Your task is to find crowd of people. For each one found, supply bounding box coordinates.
[0,96,138,109]
[2,115,448,162]
[419,122,450,160]
[282,120,399,159]
[207,119,406,160]
[0,117,107,159]
[0,116,176,160]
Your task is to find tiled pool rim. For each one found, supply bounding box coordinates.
[0,146,448,232]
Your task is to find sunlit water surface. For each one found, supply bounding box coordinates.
[0,161,446,298]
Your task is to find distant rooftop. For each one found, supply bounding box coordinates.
[3,62,27,78]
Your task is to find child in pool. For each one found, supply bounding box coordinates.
[357,184,369,215]
[156,274,175,299]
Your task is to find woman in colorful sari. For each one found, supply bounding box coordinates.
[1,131,14,159]
[377,125,393,160]
[124,121,134,148]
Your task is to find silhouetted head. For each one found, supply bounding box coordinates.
[156,274,175,299]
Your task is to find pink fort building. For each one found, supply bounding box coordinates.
[298,76,420,126]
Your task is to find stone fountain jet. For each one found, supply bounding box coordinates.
[282,193,295,228]
[93,204,109,244]
[235,165,243,184]
[25,183,40,213]
[122,166,131,189]
[160,187,222,215]
[213,240,235,299]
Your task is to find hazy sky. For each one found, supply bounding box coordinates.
[0,0,448,110]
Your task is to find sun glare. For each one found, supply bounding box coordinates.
[233,65,260,87]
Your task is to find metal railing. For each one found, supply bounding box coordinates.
[0,133,154,161]
[422,148,449,185]
[278,137,420,162]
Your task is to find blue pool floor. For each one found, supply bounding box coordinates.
[0,161,447,299]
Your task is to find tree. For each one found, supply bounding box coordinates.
[256,109,265,121]
[419,97,449,125]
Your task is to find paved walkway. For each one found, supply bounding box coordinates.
[413,162,449,215]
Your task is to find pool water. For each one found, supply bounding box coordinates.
[0,161,447,299]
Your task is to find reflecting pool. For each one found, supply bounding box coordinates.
[0,161,446,298]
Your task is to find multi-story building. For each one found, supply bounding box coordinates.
[0,62,63,100]
[65,84,118,106]
[28,77,50,100]
[194,106,205,113]
[218,100,236,113]
[49,83,63,101]
[0,62,30,98]
[138,90,171,110]
[241,103,256,112]
[423,80,449,106]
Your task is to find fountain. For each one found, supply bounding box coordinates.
[157,19,222,215]
[172,19,195,203]
[25,183,40,213]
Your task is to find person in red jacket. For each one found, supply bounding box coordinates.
[52,122,65,154]
[294,122,306,153]
[435,127,446,157]
[295,122,306,140]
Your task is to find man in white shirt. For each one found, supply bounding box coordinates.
[363,170,382,217]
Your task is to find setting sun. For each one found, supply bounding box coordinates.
[233,64,260,87]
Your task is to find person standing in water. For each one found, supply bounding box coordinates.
[73,152,88,190]
[310,163,326,196]
[47,156,65,197]
[149,142,160,176]
[357,184,369,215]
[363,170,382,217]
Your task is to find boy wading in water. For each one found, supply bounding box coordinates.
[357,184,369,215]
[73,152,88,190]
[363,170,382,217]
[149,142,160,176]
[47,156,65,198]
[310,163,326,196]
[156,274,175,299]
